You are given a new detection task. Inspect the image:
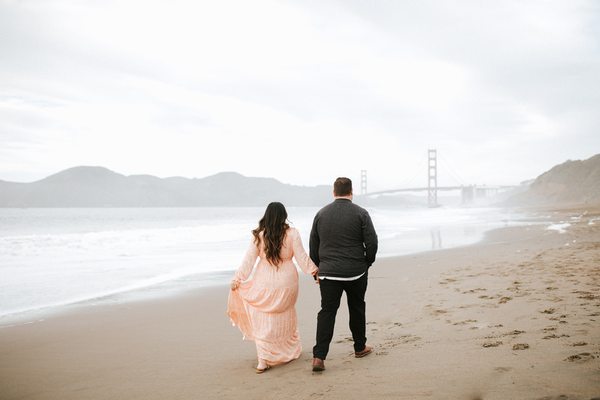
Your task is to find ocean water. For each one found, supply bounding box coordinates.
[0,206,523,318]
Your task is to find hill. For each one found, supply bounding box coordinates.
[0,166,332,207]
[507,154,600,206]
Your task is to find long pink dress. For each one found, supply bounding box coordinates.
[227,228,317,366]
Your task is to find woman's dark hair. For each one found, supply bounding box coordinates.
[252,202,289,267]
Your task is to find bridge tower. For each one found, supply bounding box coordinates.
[360,170,367,195]
[427,149,438,207]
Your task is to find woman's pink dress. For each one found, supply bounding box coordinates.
[227,228,317,366]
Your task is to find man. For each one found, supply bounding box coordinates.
[309,177,378,372]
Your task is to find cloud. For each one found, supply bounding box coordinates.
[0,0,599,189]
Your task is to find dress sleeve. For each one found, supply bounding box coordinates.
[292,229,318,275]
[234,237,259,282]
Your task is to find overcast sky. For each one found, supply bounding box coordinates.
[1,0,599,191]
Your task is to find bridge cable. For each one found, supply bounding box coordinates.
[438,152,466,186]
[394,156,428,190]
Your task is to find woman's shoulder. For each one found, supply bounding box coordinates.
[286,226,300,238]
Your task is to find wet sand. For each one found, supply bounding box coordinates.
[1,209,599,399]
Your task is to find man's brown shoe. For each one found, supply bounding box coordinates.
[312,357,325,372]
[355,345,373,358]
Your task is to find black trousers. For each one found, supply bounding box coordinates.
[313,273,368,360]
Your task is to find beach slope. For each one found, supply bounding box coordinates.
[1,210,599,400]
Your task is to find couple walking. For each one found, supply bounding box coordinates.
[227,177,378,373]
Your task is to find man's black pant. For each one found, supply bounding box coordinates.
[313,273,368,360]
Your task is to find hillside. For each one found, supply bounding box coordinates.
[508,154,600,206]
[0,167,332,207]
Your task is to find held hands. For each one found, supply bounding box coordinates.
[312,269,320,285]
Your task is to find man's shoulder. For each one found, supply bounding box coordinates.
[348,201,367,211]
[316,201,335,215]
[346,201,370,216]
[318,200,370,217]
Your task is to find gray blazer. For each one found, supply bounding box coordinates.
[309,198,378,278]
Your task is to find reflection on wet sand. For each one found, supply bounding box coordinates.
[431,228,442,250]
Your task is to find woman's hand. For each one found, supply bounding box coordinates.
[230,279,241,291]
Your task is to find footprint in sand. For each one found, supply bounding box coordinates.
[453,319,478,326]
[573,291,599,300]
[507,284,522,293]
[383,322,403,329]
[482,341,503,348]
[571,341,587,347]
[380,333,422,350]
[503,330,526,337]
[564,353,595,363]
[494,366,513,373]
[537,394,599,400]
[439,278,458,285]
[543,334,570,339]
[499,296,513,304]
[431,309,449,316]
[462,288,487,294]
[512,343,530,350]
[335,336,354,344]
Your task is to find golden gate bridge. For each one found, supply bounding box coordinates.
[358,149,517,207]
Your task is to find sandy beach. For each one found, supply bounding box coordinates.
[1,208,599,400]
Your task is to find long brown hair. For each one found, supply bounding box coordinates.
[252,202,289,267]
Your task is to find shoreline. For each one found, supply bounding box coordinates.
[1,207,598,399]
[0,270,235,327]
[0,207,541,324]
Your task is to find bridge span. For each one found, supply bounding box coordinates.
[359,149,517,207]
[364,185,515,206]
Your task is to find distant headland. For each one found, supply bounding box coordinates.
[0,154,598,207]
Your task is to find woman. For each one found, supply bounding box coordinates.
[227,202,318,373]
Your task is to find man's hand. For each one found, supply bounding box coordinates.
[312,269,320,285]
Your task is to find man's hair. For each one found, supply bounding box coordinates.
[333,177,352,196]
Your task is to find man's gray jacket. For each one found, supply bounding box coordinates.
[309,198,378,278]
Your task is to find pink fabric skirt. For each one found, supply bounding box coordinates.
[227,260,302,365]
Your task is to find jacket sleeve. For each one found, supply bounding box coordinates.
[234,237,259,282]
[309,214,320,267]
[292,229,318,275]
[362,211,378,266]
